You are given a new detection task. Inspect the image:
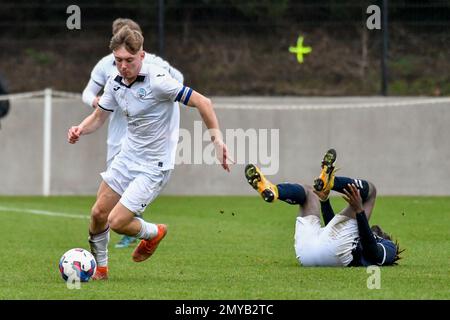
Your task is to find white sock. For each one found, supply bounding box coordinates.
[88,227,110,267]
[134,217,158,240]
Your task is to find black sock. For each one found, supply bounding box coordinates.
[333,176,369,202]
[276,183,307,205]
[320,199,335,226]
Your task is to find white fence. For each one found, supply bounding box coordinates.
[0,89,83,196]
[1,90,450,196]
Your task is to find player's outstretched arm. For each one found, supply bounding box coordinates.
[186,91,233,172]
[67,107,109,144]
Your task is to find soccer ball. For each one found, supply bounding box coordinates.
[59,248,97,282]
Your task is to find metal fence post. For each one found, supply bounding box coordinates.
[158,0,165,59]
[43,88,52,196]
[381,0,389,96]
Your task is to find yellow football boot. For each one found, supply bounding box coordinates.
[245,164,278,202]
[313,149,338,194]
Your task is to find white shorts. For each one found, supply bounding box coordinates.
[294,215,359,267]
[100,154,171,215]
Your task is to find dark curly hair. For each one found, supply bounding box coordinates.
[371,225,405,265]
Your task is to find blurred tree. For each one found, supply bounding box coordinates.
[229,0,289,20]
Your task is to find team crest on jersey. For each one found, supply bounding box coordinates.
[137,88,147,98]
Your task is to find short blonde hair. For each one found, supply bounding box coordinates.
[112,18,142,35]
[109,25,144,54]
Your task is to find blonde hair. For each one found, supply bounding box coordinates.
[109,25,144,54]
[112,18,142,35]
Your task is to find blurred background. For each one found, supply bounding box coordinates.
[0,0,449,96]
[0,0,449,196]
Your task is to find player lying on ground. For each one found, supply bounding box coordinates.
[245,149,403,267]
[82,18,184,249]
[68,26,231,280]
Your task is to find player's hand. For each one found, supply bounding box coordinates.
[342,183,363,214]
[313,189,330,202]
[67,126,83,144]
[214,139,234,172]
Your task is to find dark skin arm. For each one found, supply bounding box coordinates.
[343,183,384,264]
[342,183,364,217]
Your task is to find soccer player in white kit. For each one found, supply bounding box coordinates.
[68,26,231,280]
[81,18,184,248]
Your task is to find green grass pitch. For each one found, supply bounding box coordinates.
[0,195,448,299]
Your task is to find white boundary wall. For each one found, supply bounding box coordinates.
[1,90,450,196]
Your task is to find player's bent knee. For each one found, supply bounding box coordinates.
[367,182,377,200]
[303,184,319,202]
[304,185,313,199]
[107,216,127,233]
[91,204,110,223]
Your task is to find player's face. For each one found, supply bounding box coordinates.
[113,47,144,82]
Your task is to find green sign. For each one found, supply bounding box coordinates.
[289,36,312,63]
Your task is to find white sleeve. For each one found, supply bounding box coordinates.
[152,73,192,105]
[81,79,103,108]
[90,59,108,87]
[97,80,118,112]
[168,66,184,84]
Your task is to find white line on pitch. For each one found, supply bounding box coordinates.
[0,206,90,220]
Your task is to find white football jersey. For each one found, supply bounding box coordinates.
[89,53,184,165]
[98,63,192,171]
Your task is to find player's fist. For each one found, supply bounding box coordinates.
[68,126,82,144]
[342,183,364,215]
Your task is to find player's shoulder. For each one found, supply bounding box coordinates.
[142,64,174,85]
[377,238,396,252]
[91,53,116,84]
[140,65,181,100]
[95,53,115,68]
[377,238,398,265]
[143,51,168,66]
[143,51,158,63]
[143,63,167,75]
